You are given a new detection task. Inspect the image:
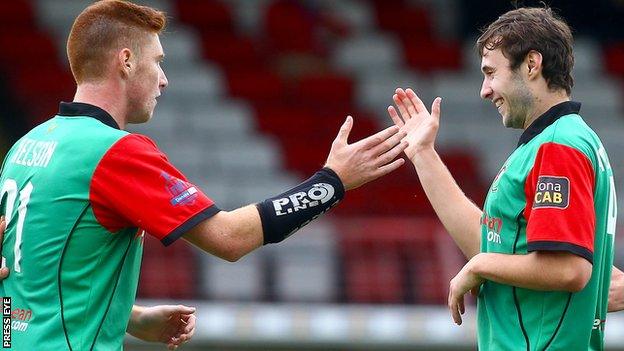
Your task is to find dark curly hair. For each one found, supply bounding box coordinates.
[477,7,574,96]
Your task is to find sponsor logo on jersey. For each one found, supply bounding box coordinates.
[481,213,503,244]
[9,307,31,333]
[161,172,199,206]
[1,299,32,338]
[491,165,507,193]
[533,176,569,209]
[272,183,335,216]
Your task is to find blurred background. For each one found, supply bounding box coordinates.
[1,0,624,349]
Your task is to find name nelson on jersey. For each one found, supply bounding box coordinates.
[9,138,57,168]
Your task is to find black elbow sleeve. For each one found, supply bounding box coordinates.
[256,167,345,244]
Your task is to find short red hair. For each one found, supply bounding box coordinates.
[67,0,167,84]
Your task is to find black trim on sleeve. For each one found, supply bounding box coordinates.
[527,241,593,263]
[161,205,221,246]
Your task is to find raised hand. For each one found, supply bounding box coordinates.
[387,88,442,161]
[325,116,407,190]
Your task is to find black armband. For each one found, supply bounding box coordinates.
[257,167,345,244]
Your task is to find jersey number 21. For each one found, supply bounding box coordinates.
[1,179,33,273]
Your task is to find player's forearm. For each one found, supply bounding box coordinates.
[184,205,263,262]
[608,266,624,312]
[410,148,482,259]
[469,252,592,292]
[127,305,144,334]
[185,168,345,261]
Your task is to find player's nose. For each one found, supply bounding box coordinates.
[480,78,492,100]
[159,71,168,91]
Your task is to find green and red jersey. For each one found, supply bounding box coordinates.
[479,101,616,350]
[0,102,219,350]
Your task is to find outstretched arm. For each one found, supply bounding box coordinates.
[185,117,407,261]
[388,88,482,259]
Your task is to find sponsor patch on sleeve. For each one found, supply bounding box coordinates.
[533,175,569,209]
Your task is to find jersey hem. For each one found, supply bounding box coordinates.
[527,240,593,263]
[161,205,221,246]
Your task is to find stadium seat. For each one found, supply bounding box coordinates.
[338,218,455,304]
[163,64,225,103]
[294,73,354,106]
[269,222,339,302]
[200,33,263,72]
[226,69,286,102]
[332,33,404,74]
[138,235,198,299]
[264,0,318,54]
[160,27,203,66]
[403,39,463,72]
[0,30,58,68]
[200,250,266,301]
[375,2,432,43]
[604,43,624,77]
[0,0,36,31]
[175,0,234,34]
[325,0,376,34]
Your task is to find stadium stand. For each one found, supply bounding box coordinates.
[1,0,622,310]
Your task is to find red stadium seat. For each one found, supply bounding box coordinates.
[0,0,35,30]
[404,39,463,72]
[604,43,624,76]
[254,105,320,135]
[0,3,73,127]
[225,69,286,102]
[441,150,482,183]
[10,65,74,100]
[265,0,318,53]
[201,33,263,71]
[0,30,59,68]
[344,252,404,303]
[175,0,234,34]
[338,218,451,303]
[8,64,75,126]
[375,3,432,43]
[294,74,354,105]
[138,235,198,299]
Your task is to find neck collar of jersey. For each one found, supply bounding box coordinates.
[517,101,581,147]
[58,102,120,130]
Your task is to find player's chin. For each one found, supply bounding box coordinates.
[142,105,156,122]
[128,111,153,125]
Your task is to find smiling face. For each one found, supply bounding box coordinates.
[480,48,534,129]
[125,33,168,124]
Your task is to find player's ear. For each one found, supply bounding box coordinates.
[118,48,133,78]
[525,50,543,81]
